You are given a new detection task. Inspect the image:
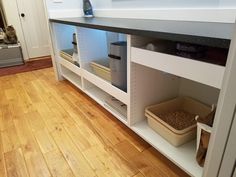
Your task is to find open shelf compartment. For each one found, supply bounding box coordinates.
[60,65,82,90]
[52,23,80,67]
[83,79,128,125]
[77,27,128,91]
[59,57,81,76]
[130,62,220,177]
[83,69,128,105]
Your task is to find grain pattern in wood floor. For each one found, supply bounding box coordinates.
[0,68,190,177]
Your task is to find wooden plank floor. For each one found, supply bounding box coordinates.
[0,68,190,177]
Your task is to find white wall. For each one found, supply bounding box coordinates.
[45,0,236,10]
[92,0,219,9]
[219,0,236,7]
[44,0,236,23]
[101,0,236,8]
[45,0,81,10]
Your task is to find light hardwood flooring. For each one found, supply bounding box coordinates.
[0,68,189,177]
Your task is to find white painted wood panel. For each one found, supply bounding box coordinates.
[203,23,236,177]
[131,47,225,89]
[218,110,236,177]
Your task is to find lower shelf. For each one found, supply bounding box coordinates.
[83,69,128,105]
[84,86,128,125]
[61,65,82,89]
[131,120,203,177]
[59,57,81,76]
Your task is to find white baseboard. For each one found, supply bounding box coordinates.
[48,8,236,23]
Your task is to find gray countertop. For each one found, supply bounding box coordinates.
[50,17,234,48]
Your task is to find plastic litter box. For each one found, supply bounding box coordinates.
[90,59,111,82]
[145,97,212,147]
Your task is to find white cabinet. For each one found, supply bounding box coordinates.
[49,20,234,177]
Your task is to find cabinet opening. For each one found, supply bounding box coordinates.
[77,27,128,92]
[130,62,219,176]
[83,79,128,124]
[53,23,80,67]
[131,35,229,66]
[60,65,82,89]
[131,62,220,126]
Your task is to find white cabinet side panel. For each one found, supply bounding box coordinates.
[127,35,131,126]
[218,109,236,177]
[50,23,63,80]
[203,23,236,177]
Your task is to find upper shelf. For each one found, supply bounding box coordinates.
[131,47,225,89]
[50,17,233,48]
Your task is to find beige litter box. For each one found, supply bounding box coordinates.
[145,97,212,147]
[90,59,111,82]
